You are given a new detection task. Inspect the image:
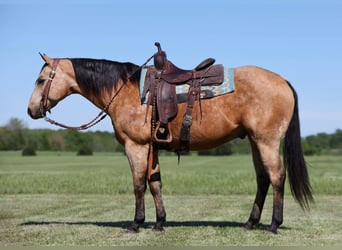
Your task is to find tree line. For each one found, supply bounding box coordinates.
[0,118,122,154]
[1,118,342,155]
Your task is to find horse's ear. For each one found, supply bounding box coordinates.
[39,52,52,64]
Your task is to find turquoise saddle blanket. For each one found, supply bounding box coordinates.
[139,67,235,104]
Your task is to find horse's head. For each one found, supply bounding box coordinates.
[27,54,78,119]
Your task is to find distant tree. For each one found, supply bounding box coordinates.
[115,143,125,153]
[22,146,36,156]
[50,132,65,151]
[6,118,27,131]
[4,117,340,154]
[91,131,116,152]
[1,118,28,150]
[77,145,93,156]
[330,129,342,148]
[306,133,330,150]
[230,138,251,154]
[0,127,11,150]
[38,130,51,150]
[301,140,322,155]
[63,130,92,151]
[198,142,233,155]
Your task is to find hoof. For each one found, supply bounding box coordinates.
[267,226,278,234]
[126,222,140,233]
[242,221,254,231]
[153,222,165,232]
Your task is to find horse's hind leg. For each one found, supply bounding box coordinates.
[268,151,286,234]
[244,139,271,230]
[245,139,285,234]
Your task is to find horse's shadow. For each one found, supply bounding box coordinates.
[20,220,285,231]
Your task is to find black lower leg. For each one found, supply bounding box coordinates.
[153,213,166,232]
[127,184,146,233]
[268,186,284,234]
[127,208,145,233]
[149,173,166,232]
[244,174,270,230]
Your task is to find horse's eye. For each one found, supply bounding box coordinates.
[36,78,45,85]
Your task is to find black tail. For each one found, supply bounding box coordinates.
[283,81,314,209]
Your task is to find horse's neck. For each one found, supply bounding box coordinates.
[92,81,141,117]
[109,81,142,114]
[105,81,149,141]
[78,80,140,112]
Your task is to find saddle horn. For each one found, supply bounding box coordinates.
[154,42,167,70]
[155,42,161,52]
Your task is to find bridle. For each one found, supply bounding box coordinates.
[39,58,125,130]
[39,56,153,130]
[40,58,60,117]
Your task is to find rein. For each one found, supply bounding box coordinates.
[41,55,154,130]
[43,83,124,130]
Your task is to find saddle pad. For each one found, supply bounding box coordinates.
[139,67,235,104]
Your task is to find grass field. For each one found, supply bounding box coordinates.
[0,151,342,246]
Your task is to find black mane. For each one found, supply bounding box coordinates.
[70,58,141,96]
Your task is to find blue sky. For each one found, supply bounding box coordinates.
[1,0,341,136]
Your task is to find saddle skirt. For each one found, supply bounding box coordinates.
[140,66,235,105]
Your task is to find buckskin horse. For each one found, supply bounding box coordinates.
[27,45,313,234]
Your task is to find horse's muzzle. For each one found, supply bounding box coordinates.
[27,107,42,120]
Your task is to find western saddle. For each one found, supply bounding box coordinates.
[142,42,224,152]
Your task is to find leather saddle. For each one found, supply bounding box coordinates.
[142,42,224,151]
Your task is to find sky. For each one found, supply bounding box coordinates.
[1,0,341,137]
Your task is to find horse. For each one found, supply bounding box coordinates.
[27,53,313,234]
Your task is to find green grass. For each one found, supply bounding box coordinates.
[1,152,341,195]
[0,151,342,246]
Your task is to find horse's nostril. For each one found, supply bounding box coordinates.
[27,108,34,118]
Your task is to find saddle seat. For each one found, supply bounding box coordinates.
[161,58,216,84]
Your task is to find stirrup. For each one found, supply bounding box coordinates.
[153,122,173,143]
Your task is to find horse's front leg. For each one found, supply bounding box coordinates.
[125,142,149,233]
[148,152,166,231]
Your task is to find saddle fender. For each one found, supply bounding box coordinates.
[157,81,178,125]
